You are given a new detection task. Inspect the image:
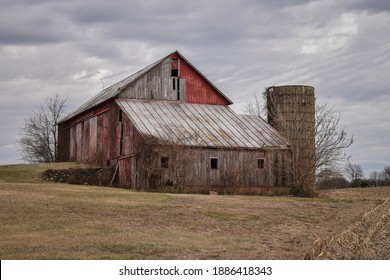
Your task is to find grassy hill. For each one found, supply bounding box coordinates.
[0,163,388,259]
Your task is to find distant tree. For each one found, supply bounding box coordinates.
[345,163,364,187]
[17,95,66,163]
[369,171,381,187]
[317,169,349,189]
[380,166,390,186]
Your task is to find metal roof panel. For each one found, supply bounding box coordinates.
[115,99,289,150]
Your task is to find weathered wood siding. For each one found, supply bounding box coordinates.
[117,109,140,187]
[96,112,110,164]
[119,57,187,102]
[118,157,134,188]
[57,124,70,161]
[130,147,291,190]
[58,101,120,165]
[170,53,230,105]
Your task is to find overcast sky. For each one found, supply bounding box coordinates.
[1,0,389,176]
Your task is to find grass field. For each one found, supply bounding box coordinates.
[0,163,389,259]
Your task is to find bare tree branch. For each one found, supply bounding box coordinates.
[17,95,66,163]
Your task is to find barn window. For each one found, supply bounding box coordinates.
[257,158,265,169]
[161,157,169,169]
[171,58,179,77]
[171,69,179,77]
[210,157,219,170]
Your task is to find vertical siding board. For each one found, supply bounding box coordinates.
[97,115,103,164]
[69,127,76,161]
[57,126,70,161]
[83,119,90,162]
[89,116,97,162]
[76,122,83,162]
[96,111,111,165]
[118,157,132,188]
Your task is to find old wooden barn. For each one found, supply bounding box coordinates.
[57,51,293,193]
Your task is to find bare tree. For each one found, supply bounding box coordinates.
[369,171,381,187]
[315,103,353,175]
[17,95,66,163]
[244,92,265,118]
[345,163,364,187]
[379,166,390,186]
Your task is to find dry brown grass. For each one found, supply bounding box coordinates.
[0,163,389,259]
[305,198,390,259]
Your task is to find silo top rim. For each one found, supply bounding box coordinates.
[268,85,314,89]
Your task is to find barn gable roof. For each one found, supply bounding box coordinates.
[116,99,289,149]
[59,51,232,124]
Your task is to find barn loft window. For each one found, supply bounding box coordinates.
[257,158,265,169]
[161,157,169,169]
[210,157,219,170]
[171,58,179,77]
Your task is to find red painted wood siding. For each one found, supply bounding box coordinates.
[171,53,229,106]
[118,157,133,188]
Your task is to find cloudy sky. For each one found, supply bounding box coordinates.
[0,0,389,176]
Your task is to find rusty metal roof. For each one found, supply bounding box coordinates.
[116,99,289,149]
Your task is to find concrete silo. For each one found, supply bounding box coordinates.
[266,85,316,194]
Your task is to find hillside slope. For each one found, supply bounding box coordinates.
[0,163,389,259]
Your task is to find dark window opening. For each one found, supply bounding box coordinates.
[210,157,219,170]
[161,157,169,168]
[172,78,176,90]
[118,109,123,122]
[257,158,265,169]
[177,79,180,100]
[171,58,179,77]
[171,69,178,77]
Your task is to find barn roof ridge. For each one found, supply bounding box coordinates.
[59,51,232,124]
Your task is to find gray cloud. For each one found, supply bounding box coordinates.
[0,0,389,175]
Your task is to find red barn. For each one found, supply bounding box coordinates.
[57,51,292,193]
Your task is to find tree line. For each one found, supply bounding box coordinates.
[318,163,390,189]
